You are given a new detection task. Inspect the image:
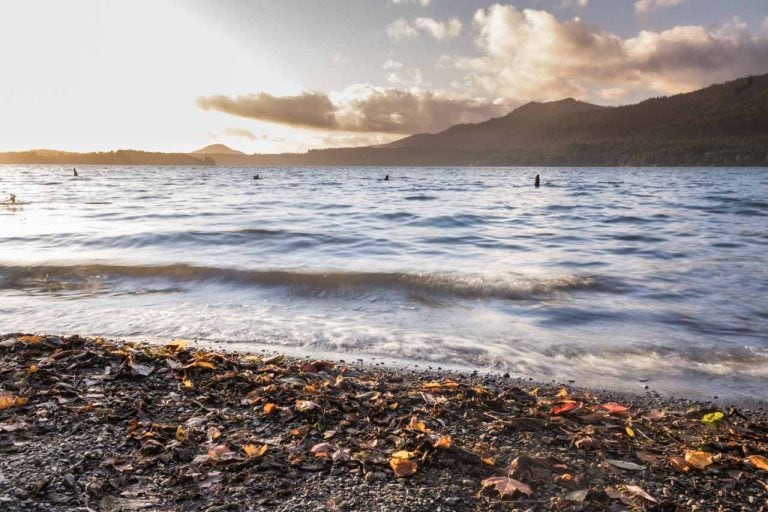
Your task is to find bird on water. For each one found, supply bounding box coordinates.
[534,174,540,188]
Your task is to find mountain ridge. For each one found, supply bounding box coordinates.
[2,73,768,167]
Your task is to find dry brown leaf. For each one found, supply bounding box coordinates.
[434,435,452,449]
[295,400,320,412]
[685,450,714,469]
[746,455,768,471]
[635,451,664,466]
[18,335,42,344]
[481,476,533,497]
[625,485,656,503]
[600,402,630,414]
[310,443,335,459]
[207,444,238,462]
[176,425,187,442]
[27,364,38,375]
[244,443,268,458]
[669,456,692,473]
[166,339,188,351]
[207,426,221,442]
[263,402,277,415]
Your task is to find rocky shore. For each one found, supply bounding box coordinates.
[1,334,766,511]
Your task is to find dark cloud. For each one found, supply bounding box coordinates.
[198,85,508,134]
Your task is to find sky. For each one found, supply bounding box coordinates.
[1,0,767,154]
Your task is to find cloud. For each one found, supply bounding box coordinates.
[223,128,258,140]
[198,85,508,134]
[387,17,462,41]
[634,0,685,14]
[197,92,337,130]
[444,4,768,104]
[383,58,403,69]
[391,0,431,6]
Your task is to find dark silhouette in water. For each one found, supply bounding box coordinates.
[73,168,78,177]
[534,174,540,188]
[384,175,389,181]
[254,174,259,180]
[8,194,16,204]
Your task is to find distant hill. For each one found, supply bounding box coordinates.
[3,73,768,167]
[0,149,214,166]
[192,144,245,156]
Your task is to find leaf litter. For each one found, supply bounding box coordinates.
[0,333,767,511]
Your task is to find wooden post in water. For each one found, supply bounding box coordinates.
[534,174,540,188]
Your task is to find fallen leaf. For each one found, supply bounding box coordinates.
[551,401,580,415]
[295,400,320,412]
[263,402,277,415]
[625,485,657,503]
[27,364,38,375]
[310,443,335,459]
[556,388,570,398]
[685,450,714,470]
[606,459,646,471]
[176,425,187,442]
[669,456,692,473]
[635,451,664,466]
[433,435,452,449]
[19,335,42,344]
[243,443,268,458]
[207,426,221,442]
[129,362,153,377]
[601,402,630,414]
[481,476,533,497]
[207,444,238,462]
[406,416,430,433]
[166,339,188,351]
[0,394,16,410]
[625,426,635,437]
[746,455,768,471]
[390,457,417,477]
[391,450,417,459]
[566,489,589,502]
[644,410,666,420]
[701,411,725,426]
[182,377,194,389]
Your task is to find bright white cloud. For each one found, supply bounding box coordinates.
[634,0,685,14]
[444,4,768,104]
[383,58,404,69]
[387,17,462,41]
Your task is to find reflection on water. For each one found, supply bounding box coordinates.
[1,165,767,399]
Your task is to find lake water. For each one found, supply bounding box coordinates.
[1,165,766,399]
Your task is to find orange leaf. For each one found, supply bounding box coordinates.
[27,364,38,375]
[746,455,768,471]
[551,401,580,415]
[406,416,431,433]
[481,476,533,497]
[600,402,630,414]
[684,450,714,470]
[19,335,42,344]
[556,388,570,398]
[390,457,417,477]
[263,402,277,415]
[244,443,268,458]
[434,435,452,449]
[166,339,188,351]
[0,394,16,410]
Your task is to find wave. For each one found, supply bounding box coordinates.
[0,263,618,301]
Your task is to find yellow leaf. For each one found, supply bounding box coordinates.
[625,426,635,438]
[166,339,188,351]
[176,425,187,442]
[244,443,268,458]
[182,377,194,389]
[556,388,570,398]
[746,455,768,471]
[684,450,714,469]
[434,435,452,449]
[390,457,417,477]
[701,411,724,426]
[27,364,38,375]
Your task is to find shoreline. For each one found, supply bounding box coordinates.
[1,333,767,511]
